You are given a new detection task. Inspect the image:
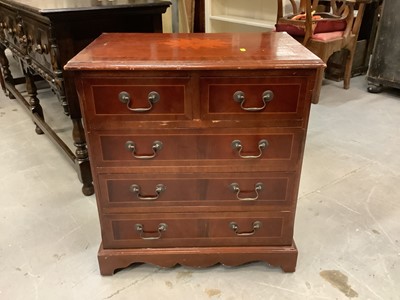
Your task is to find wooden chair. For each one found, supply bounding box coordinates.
[276,0,367,103]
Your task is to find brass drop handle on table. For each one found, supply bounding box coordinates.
[35,43,48,54]
[129,184,166,201]
[19,35,31,48]
[119,91,160,112]
[231,139,268,159]
[229,221,262,236]
[135,223,168,240]
[233,90,274,111]
[7,27,16,37]
[125,140,163,159]
[230,182,263,201]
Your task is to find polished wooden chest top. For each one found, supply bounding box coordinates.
[65,32,323,275]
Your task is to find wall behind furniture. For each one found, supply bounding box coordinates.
[163,1,291,33]
[163,0,194,32]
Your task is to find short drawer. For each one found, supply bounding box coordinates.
[101,211,294,249]
[97,172,299,212]
[88,128,304,171]
[200,75,311,121]
[77,76,192,125]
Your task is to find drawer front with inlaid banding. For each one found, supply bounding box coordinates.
[200,75,311,121]
[101,211,294,248]
[78,76,193,126]
[97,172,299,212]
[88,128,305,171]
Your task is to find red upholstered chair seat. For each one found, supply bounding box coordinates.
[275,0,366,104]
[311,31,344,41]
[275,13,347,37]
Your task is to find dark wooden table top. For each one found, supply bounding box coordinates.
[65,32,325,71]
[0,0,170,14]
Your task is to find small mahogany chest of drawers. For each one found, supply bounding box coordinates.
[65,32,323,275]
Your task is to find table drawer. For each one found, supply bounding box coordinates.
[97,172,298,212]
[101,211,294,248]
[89,128,304,171]
[77,76,192,124]
[200,75,311,121]
[0,8,53,74]
[23,17,53,74]
[0,7,23,52]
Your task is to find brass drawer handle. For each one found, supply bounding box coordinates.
[129,184,166,201]
[19,35,30,48]
[8,27,16,37]
[119,91,160,112]
[233,90,274,111]
[229,221,262,236]
[125,140,163,159]
[135,223,168,240]
[231,139,268,159]
[35,43,48,54]
[230,182,263,201]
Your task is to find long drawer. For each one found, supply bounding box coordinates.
[101,211,294,249]
[97,172,299,213]
[88,128,305,171]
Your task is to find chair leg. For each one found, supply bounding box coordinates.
[311,67,324,104]
[343,48,355,89]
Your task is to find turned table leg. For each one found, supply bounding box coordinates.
[58,86,70,116]
[0,54,5,93]
[72,118,94,196]
[62,68,94,196]
[25,67,44,135]
[0,44,15,99]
